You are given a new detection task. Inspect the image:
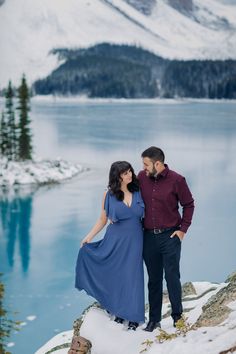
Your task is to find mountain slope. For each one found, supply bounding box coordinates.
[0,0,236,87]
[33,44,236,99]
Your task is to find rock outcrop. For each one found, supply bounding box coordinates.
[124,0,156,16]
[35,273,236,354]
[68,336,92,354]
[163,281,197,304]
[225,271,236,283]
[182,281,197,297]
[219,344,236,354]
[195,277,236,327]
[168,0,193,14]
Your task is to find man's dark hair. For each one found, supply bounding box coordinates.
[141,146,165,163]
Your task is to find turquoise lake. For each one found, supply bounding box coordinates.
[0,99,236,353]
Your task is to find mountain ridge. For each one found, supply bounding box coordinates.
[0,0,236,87]
[33,43,236,99]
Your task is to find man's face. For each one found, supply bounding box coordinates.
[142,157,157,177]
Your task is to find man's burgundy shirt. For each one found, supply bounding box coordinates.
[138,165,194,233]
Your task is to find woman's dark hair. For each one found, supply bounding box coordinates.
[141,146,165,163]
[108,161,139,201]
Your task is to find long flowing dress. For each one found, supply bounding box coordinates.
[75,190,145,323]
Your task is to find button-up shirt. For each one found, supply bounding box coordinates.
[138,165,194,233]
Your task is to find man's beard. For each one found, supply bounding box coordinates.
[147,167,157,177]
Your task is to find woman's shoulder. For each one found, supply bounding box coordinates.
[104,189,115,200]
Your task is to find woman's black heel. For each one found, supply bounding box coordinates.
[114,316,124,324]
[128,321,139,330]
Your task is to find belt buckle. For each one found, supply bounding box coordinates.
[154,228,162,234]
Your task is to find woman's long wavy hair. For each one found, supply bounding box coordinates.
[108,161,139,201]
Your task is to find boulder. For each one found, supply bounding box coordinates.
[195,281,236,327]
[225,271,236,283]
[219,344,236,354]
[68,335,92,354]
[182,282,197,297]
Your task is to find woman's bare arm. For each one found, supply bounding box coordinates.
[80,191,108,247]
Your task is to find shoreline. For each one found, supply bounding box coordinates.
[31,95,236,104]
[0,157,86,189]
[1,96,236,106]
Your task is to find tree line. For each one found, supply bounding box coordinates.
[0,75,33,161]
[34,43,236,99]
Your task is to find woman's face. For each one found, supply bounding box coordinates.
[120,168,133,185]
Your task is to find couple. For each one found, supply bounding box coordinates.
[75,146,194,331]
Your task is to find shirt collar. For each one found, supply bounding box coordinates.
[160,164,169,177]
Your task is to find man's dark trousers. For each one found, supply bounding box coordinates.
[143,228,183,322]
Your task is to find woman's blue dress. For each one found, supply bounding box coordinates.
[75,190,145,323]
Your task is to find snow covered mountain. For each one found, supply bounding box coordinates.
[0,0,236,88]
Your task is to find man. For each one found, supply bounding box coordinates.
[138,146,194,332]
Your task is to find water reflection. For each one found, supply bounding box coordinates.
[0,188,35,273]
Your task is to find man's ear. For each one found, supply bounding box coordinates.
[154,161,159,170]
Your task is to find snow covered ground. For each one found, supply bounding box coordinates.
[0,0,236,87]
[35,281,236,354]
[32,95,236,104]
[0,157,84,187]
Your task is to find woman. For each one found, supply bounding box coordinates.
[75,161,145,330]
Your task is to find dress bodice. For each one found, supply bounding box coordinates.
[104,190,145,223]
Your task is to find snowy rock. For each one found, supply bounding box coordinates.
[163,281,196,305]
[182,281,197,297]
[36,277,236,354]
[124,0,156,15]
[195,277,236,327]
[68,335,92,354]
[225,271,236,283]
[0,157,84,187]
[219,344,236,354]
[26,316,37,321]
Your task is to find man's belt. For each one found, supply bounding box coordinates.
[145,227,176,235]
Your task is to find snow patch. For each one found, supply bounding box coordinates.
[26,315,37,321]
[0,157,84,187]
[35,281,236,354]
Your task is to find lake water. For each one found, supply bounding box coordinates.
[0,98,236,353]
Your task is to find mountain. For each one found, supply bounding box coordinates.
[33,44,165,98]
[33,43,236,99]
[0,0,236,88]
[124,0,156,15]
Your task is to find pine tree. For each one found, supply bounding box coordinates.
[17,75,33,160]
[5,81,17,160]
[0,111,8,157]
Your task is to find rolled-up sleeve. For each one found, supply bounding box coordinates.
[175,177,195,233]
